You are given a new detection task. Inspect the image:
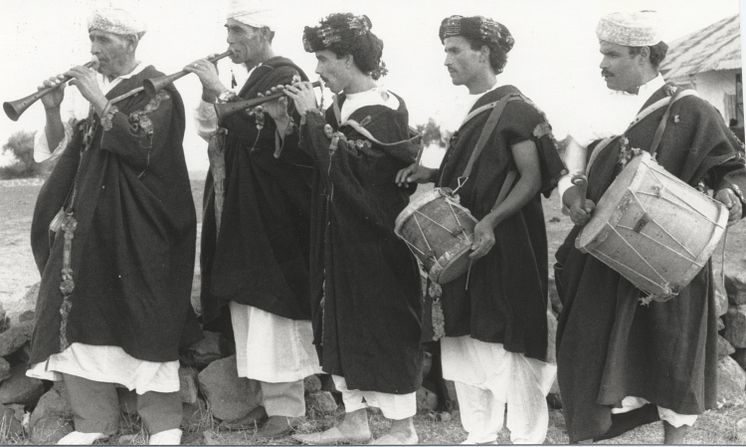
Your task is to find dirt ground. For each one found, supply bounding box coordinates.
[1,176,745,444]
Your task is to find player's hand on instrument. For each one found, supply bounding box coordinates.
[259,85,290,125]
[469,219,496,260]
[283,81,317,116]
[38,75,67,109]
[568,199,595,226]
[715,187,743,226]
[562,185,595,226]
[395,163,436,186]
[185,58,224,96]
[66,65,106,111]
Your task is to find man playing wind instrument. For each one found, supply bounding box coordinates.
[27,4,200,445]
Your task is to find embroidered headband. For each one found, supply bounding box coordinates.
[303,14,372,52]
[439,15,514,54]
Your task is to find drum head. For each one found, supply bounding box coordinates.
[576,153,647,250]
[430,243,473,284]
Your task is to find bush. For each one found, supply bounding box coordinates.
[0,130,41,179]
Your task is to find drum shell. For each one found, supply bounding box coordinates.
[395,188,477,284]
[575,152,728,298]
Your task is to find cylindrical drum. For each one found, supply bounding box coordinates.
[576,152,729,300]
[395,188,478,284]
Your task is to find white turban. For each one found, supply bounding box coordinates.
[596,11,661,47]
[226,0,279,31]
[87,3,147,37]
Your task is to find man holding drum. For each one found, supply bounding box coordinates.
[283,13,423,445]
[555,10,746,444]
[26,4,200,445]
[185,0,319,439]
[397,15,565,444]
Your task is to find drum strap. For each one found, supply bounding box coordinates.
[460,94,523,180]
[585,88,697,174]
[649,88,697,157]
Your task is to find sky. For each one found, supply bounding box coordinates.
[0,0,742,171]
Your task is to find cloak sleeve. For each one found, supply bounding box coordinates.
[500,100,567,196]
[99,89,175,172]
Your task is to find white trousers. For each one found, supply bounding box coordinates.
[332,375,416,420]
[611,396,698,428]
[442,336,556,444]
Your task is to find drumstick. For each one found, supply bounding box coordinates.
[571,174,588,210]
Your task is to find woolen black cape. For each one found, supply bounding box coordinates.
[555,84,746,442]
[200,57,314,330]
[30,66,201,363]
[436,85,566,361]
[301,93,423,394]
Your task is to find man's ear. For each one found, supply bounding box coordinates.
[480,44,491,65]
[638,46,651,63]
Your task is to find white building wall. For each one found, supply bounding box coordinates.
[688,69,739,122]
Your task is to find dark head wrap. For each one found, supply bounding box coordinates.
[439,15,514,54]
[302,13,387,79]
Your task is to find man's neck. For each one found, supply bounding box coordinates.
[628,70,659,94]
[107,58,139,81]
[343,74,377,95]
[466,72,498,95]
[244,47,275,71]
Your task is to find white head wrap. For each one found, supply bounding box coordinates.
[596,11,661,47]
[87,2,147,37]
[226,0,279,31]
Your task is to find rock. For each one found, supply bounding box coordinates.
[5,344,31,367]
[719,317,726,332]
[416,387,438,412]
[8,283,38,324]
[716,356,746,408]
[719,336,736,360]
[29,416,73,444]
[0,321,34,357]
[179,367,200,404]
[725,270,746,305]
[0,364,44,406]
[0,358,11,383]
[188,331,224,368]
[29,382,72,432]
[306,391,338,416]
[732,348,746,371]
[18,311,34,323]
[303,375,322,394]
[724,305,746,348]
[319,374,338,394]
[0,403,24,439]
[197,355,261,421]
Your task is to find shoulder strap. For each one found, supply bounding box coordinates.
[460,93,522,180]
[648,88,697,156]
[585,88,697,174]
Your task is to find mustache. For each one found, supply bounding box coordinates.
[601,70,613,77]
